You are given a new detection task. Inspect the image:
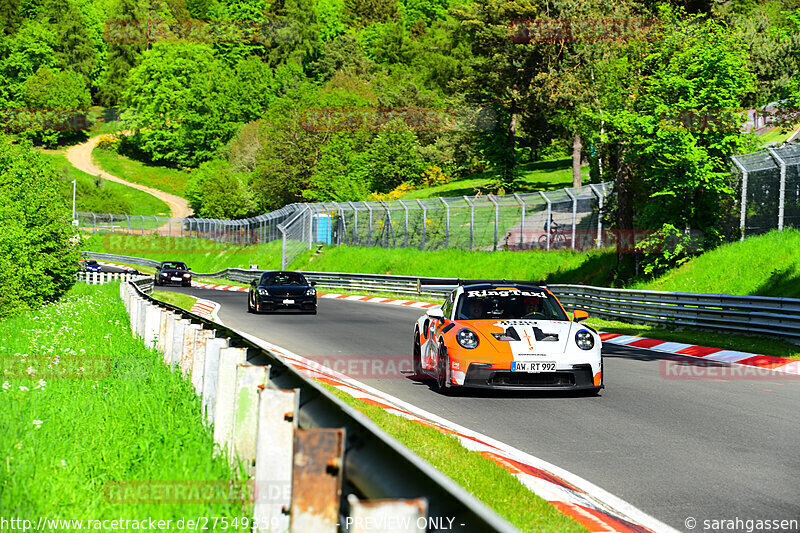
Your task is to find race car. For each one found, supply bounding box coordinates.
[248,271,317,314]
[83,259,102,273]
[154,261,192,287]
[413,283,602,394]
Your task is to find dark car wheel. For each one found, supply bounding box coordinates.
[413,331,422,377]
[436,344,452,394]
[247,294,255,314]
[182,281,190,287]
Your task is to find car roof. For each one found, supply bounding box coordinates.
[459,283,545,292]
[161,261,186,265]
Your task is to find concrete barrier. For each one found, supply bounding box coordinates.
[213,347,248,456]
[202,337,229,423]
[231,364,269,474]
[144,304,161,348]
[191,329,214,396]
[180,324,202,378]
[171,319,190,371]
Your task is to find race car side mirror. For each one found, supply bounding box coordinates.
[428,307,445,322]
[310,281,317,286]
[250,280,257,287]
[573,310,589,322]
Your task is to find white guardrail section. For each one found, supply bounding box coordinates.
[85,252,800,343]
[120,277,518,533]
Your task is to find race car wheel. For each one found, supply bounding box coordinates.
[247,295,255,314]
[413,331,422,377]
[436,344,451,394]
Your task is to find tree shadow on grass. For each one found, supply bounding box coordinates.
[752,267,800,299]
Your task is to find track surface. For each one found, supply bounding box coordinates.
[166,286,800,532]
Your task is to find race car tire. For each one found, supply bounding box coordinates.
[247,295,255,314]
[413,331,422,377]
[436,344,455,395]
[182,281,190,287]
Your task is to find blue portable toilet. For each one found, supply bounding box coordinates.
[314,214,331,244]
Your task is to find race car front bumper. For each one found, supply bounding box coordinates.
[462,362,600,391]
[255,294,317,311]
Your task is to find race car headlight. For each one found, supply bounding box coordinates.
[183,273,191,278]
[306,288,316,296]
[575,330,594,350]
[258,288,268,295]
[456,328,479,349]
[161,273,168,277]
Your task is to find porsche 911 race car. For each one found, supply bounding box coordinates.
[413,283,602,394]
[248,271,317,314]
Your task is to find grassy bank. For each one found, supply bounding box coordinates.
[322,384,586,533]
[0,283,246,522]
[93,148,190,199]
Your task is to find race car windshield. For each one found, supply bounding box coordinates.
[162,262,186,270]
[455,289,568,321]
[262,273,307,286]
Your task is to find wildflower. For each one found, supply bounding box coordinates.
[60,460,67,467]
[35,379,46,389]
[2,381,9,390]
[19,386,29,392]
[26,366,35,375]
[32,419,43,428]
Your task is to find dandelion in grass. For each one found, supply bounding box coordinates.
[32,419,43,429]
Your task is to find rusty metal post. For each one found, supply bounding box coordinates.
[290,428,345,533]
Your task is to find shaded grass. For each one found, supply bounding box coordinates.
[152,290,197,311]
[320,383,586,533]
[638,229,800,298]
[295,245,617,286]
[82,234,284,273]
[40,151,170,216]
[0,283,247,523]
[93,148,190,199]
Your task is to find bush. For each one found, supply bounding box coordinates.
[0,136,79,318]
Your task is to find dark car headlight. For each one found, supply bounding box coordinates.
[575,330,595,350]
[306,288,316,296]
[161,273,168,277]
[456,328,479,349]
[183,273,190,278]
[258,288,268,295]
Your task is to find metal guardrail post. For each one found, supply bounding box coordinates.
[767,147,787,231]
[398,200,409,247]
[564,188,577,250]
[589,184,604,248]
[416,199,427,250]
[538,191,551,250]
[439,198,450,248]
[488,195,499,251]
[512,193,525,248]
[463,196,474,250]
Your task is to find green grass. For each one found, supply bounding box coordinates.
[40,151,171,216]
[401,158,587,199]
[93,148,190,199]
[87,106,124,136]
[757,125,797,145]
[638,229,800,297]
[294,244,617,286]
[83,234,285,273]
[0,283,248,524]
[152,290,197,310]
[320,383,586,533]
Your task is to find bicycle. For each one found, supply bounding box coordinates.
[538,220,569,249]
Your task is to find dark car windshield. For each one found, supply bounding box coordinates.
[162,262,187,270]
[455,288,567,321]
[261,273,307,286]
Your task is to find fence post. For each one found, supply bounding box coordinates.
[365,201,373,246]
[92,213,96,233]
[731,156,749,241]
[140,215,145,236]
[335,203,346,246]
[348,201,358,245]
[398,199,409,247]
[378,200,395,247]
[564,188,577,250]
[539,191,552,250]
[280,222,288,270]
[416,199,427,250]
[767,147,787,231]
[463,196,474,251]
[307,205,314,250]
[513,193,525,248]
[439,197,450,248]
[589,184,604,248]
[126,215,130,232]
[487,195,499,251]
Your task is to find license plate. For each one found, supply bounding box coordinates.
[282,299,294,304]
[512,361,556,372]
[171,277,182,281]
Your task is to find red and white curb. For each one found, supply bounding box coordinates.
[600,333,800,375]
[190,298,222,323]
[98,261,138,272]
[191,281,248,292]
[318,292,439,309]
[239,332,678,533]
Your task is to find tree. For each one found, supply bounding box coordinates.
[365,120,426,192]
[0,135,79,318]
[303,133,372,201]
[185,159,257,218]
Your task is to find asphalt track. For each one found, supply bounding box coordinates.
[166,286,800,532]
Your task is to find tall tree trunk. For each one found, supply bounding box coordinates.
[572,132,582,188]
[613,143,635,278]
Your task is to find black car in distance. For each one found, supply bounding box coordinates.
[154,261,192,287]
[248,271,317,314]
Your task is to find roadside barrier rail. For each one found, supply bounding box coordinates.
[87,251,800,343]
[122,277,518,533]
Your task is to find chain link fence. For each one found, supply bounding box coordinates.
[76,183,613,268]
[731,143,800,238]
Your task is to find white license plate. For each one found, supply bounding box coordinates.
[171,277,182,281]
[512,361,556,372]
[282,299,295,304]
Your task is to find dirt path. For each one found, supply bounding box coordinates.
[66,134,193,219]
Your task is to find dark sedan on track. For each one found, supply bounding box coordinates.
[154,261,192,287]
[248,271,317,314]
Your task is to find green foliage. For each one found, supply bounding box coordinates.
[365,121,426,192]
[634,223,704,278]
[304,133,371,201]
[0,135,79,318]
[185,159,257,218]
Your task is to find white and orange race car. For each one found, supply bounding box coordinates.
[413,283,602,394]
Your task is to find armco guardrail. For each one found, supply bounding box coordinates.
[87,251,800,342]
[124,277,518,533]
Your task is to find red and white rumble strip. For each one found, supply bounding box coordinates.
[317,292,440,309]
[189,298,222,323]
[238,331,679,533]
[191,281,248,292]
[600,333,800,376]
[97,261,138,272]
